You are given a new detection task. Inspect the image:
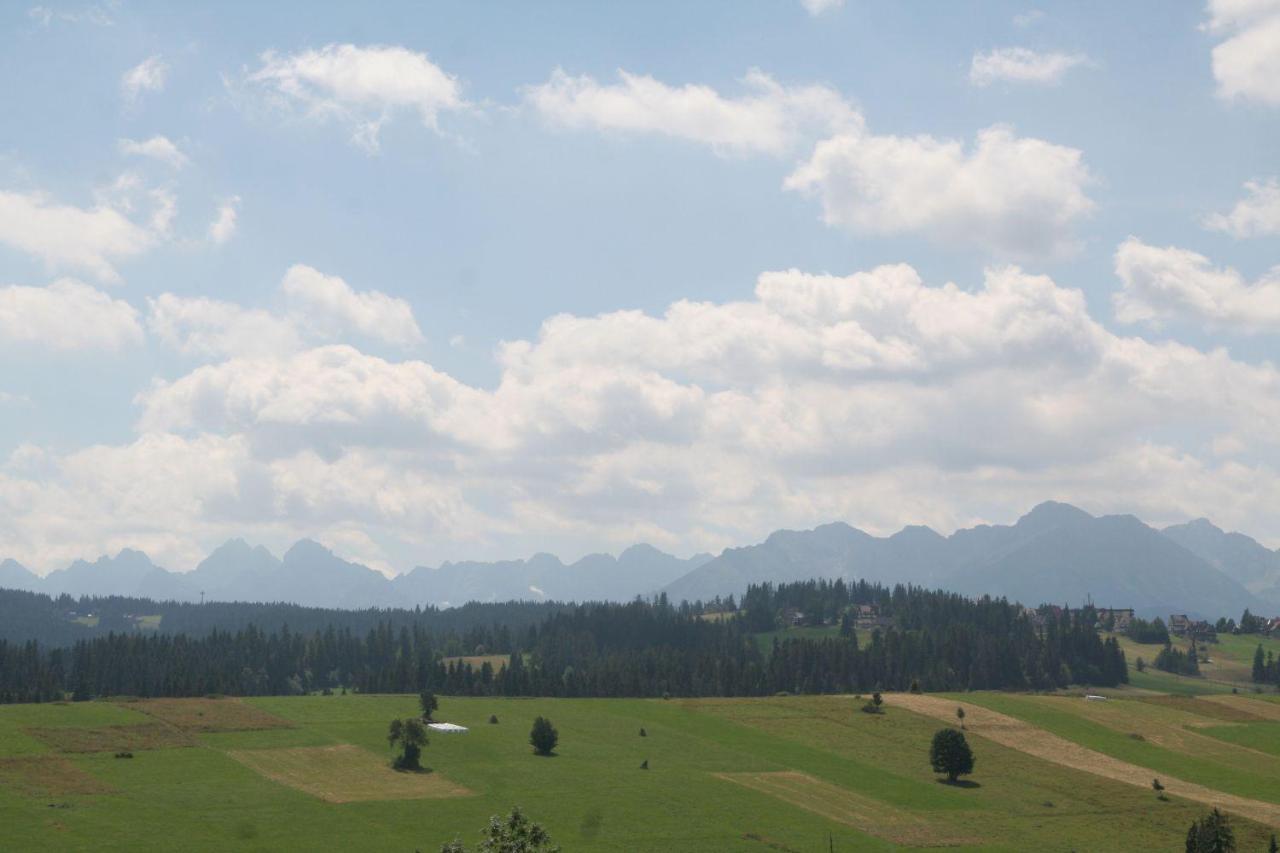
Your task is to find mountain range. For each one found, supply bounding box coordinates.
[0,539,711,610]
[2,502,1279,618]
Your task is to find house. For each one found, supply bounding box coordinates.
[780,607,806,627]
[1095,608,1134,632]
[1170,614,1217,642]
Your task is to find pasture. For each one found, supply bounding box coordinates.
[2,690,1279,850]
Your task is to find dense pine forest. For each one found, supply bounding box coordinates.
[0,580,1126,704]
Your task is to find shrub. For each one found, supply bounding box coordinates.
[440,806,559,853]
[640,759,648,770]
[860,701,883,715]
[530,716,558,756]
[639,727,647,737]
[1185,807,1235,852]
[113,751,133,759]
[488,714,499,724]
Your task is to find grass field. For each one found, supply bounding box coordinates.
[3,690,1280,850]
[1111,631,1280,694]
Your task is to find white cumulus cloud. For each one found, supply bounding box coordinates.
[1114,237,1280,332]
[281,264,424,348]
[10,257,1280,569]
[0,278,143,351]
[969,47,1090,86]
[118,136,188,169]
[1205,177,1280,237]
[148,264,424,360]
[525,68,861,157]
[0,188,158,282]
[208,196,240,245]
[121,54,168,104]
[246,43,468,152]
[784,124,1095,258]
[1205,0,1280,105]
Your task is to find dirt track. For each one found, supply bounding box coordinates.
[888,693,1280,828]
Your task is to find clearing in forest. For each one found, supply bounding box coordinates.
[714,770,974,847]
[0,756,115,797]
[226,744,473,803]
[24,723,193,753]
[888,692,1280,828]
[125,697,295,733]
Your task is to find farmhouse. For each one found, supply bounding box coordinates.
[1095,608,1134,631]
[1169,614,1217,642]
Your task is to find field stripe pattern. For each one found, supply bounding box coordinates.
[889,693,1280,827]
[715,770,974,847]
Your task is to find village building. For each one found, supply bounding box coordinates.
[1095,608,1134,631]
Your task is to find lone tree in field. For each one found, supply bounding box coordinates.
[530,716,558,756]
[956,706,966,729]
[1153,778,1166,800]
[929,728,975,783]
[439,806,560,852]
[420,690,439,721]
[388,718,428,771]
[1184,807,1235,852]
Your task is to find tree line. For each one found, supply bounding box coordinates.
[0,580,1126,704]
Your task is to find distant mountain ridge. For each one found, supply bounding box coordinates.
[661,501,1276,619]
[2,502,1278,617]
[0,540,712,610]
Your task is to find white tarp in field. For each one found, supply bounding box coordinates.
[428,722,469,733]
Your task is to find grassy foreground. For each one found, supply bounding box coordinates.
[2,690,1279,851]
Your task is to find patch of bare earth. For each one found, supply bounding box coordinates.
[715,770,975,847]
[226,744,473,803]
[24,723,193,753]
[123,697,295,733]
[888,693,1280,828]
[0,756,115,797]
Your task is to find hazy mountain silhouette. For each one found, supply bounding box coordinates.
[0,539,710,610]
[2,501,1275,617]
[663,501,1266,619]
[1161,518,1280,602]
[0,558,39,592]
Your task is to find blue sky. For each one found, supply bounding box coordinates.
[2,0,1279,574]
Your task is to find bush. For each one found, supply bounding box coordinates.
[113,751,133,759]
[640,759,648,770]
[530,716,558,756]
[488,714,499,724]
[1185,807,1235,852]
[639,727,647,737]
[929,728,975,783]
[860,701,883,714]
[440,806,559,853]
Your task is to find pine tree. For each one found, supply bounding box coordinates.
[1253,645,1266,683]
[530,716,558,756]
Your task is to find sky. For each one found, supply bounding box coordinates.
[1,0,1279,575]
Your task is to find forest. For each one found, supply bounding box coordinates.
[0,580,1127,704]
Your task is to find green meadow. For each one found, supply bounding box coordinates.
[3,690,1280,851]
